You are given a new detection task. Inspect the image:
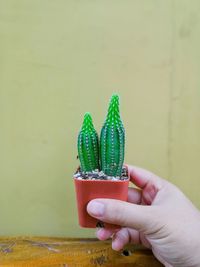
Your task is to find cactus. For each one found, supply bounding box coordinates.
[100,94,125,177]
[77,94,125,177]
[77,112,99,172]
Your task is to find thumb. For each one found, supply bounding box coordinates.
[87,198,157,231]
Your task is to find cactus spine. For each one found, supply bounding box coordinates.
[77,112,99,172]
[100,94,125,177]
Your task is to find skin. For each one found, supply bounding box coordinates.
[87,165,200,267]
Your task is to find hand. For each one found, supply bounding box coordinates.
[87,165,200,267]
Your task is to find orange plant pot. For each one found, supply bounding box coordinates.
[74,176,130,228]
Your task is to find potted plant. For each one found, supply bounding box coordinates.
[74,94,129,228]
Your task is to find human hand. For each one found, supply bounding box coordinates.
[87,165,200,267]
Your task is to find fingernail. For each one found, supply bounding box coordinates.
[95,227,103,236]
[88,201,105,217]
[149,186,157,200]
[112,239,120,251]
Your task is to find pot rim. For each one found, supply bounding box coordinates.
[73,176,129,182]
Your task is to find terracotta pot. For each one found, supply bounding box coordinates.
[74,170,130,228]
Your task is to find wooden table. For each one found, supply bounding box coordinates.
[0,237,163,266]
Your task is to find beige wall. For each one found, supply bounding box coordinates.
[0,0,200,237]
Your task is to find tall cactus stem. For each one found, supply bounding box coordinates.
[100,94,125,177]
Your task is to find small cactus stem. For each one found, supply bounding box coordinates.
[100,94,125,177]
[78,112,99,172]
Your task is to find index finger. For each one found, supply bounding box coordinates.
[127,165,163,190]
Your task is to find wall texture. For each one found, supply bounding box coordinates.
[0,0,200,237]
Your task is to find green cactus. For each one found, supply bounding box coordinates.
[77,112,99,172]
[100,94,125,177]
[77,94,125,177]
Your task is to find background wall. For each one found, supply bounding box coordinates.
[0,0,200,237]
